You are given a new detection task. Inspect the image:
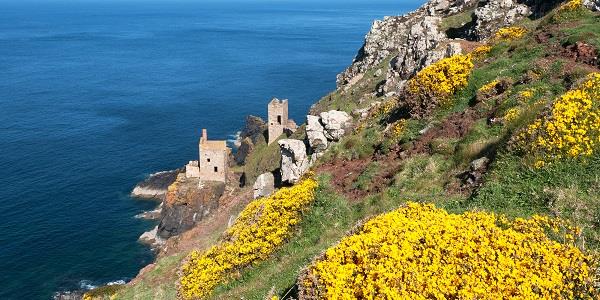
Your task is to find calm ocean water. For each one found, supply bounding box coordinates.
[0,1,419,298]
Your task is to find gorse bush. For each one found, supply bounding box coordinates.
[405,53,474,117]
[515,73,600,164]
[553,0,588,22]
[494,26,527,41]
[178,177,318,299]
[301,202,598,300]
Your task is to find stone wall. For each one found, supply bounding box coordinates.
[268,98,289,144]
[185,160,200,178]
[198,146,228,183]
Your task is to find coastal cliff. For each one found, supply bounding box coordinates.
[84,0,600,298]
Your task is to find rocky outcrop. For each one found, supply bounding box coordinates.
[253,172,275,199]
[306,115,328,154]
[473,0,532,40]
[336,0,477,90]
[157,175,225,239]
[320,110,352,141]
[53,291,84,300]
[235,137,255,165]
[234,115,267,165]
[383,41,463,94]
[279,139,311,184]
[131,169,182,200]
[584,0,600,11]
[139,226,165,248]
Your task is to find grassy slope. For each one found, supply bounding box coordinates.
[109,6,600,300]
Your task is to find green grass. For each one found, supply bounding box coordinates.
[440,8,475,33]
[108,8,600,300]
[310,55,393,114]
[113,254,184,300]
[242,137,282,184]
[353,161,380,191]
[465,153,600,245]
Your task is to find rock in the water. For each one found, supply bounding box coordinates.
[139,225,165,247]
[306,115,328,153]
[53,291,84,300]
[279,139,311,184]
[131,169,182,200]
[319,110,352,141]
[253,172,275,199]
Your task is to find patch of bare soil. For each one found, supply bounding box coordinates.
[317,104,487,201]
[562,41,599,67]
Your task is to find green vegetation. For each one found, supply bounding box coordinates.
[105,3,600,299]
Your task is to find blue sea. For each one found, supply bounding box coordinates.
[0,1,419,299]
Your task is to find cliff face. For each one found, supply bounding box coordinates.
[337,0,576,95]
[157,175,225,239]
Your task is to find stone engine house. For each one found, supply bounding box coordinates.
[267,98,297,144]
[186,129,229,183]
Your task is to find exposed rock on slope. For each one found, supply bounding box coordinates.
[234,115,267,165]
[473,0,532,39]
[320,110,352,141]
[306,115,328,155]
[336,0,477,91]
[279,139,310,184]
[584,0,600,11]
[157,174,225,239]
[253,172,275,199]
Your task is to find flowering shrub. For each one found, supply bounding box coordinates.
[554,0,587,21]
[494,26,527,41]
[515,73,600,162]
[519,89,534,100]
[301,202,598,300]
[405,54,474,117]
[479,80,500,94]
[472,45,492,59]
[562,0,583,10]
[377,97,399,117]
[179,177,318,299]
[504,107,521,122]
[386,119,407,141]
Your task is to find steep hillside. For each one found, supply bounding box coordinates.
[85,0,600,299]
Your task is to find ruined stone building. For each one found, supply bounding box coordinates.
[185,129,230,183]
[267,98,298,144]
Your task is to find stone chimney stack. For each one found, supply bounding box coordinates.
[202,128,207,142]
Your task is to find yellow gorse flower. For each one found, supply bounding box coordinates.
[516,73,600,162]
[408,53,474,105]
[504,107,521,122]
[178,177,318,299]
[387,119,407,140]
[472,45,492,59]
[479,79,500,94]
[495,26,527,41]
[561,0,583,11]
[303,202,597,300]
